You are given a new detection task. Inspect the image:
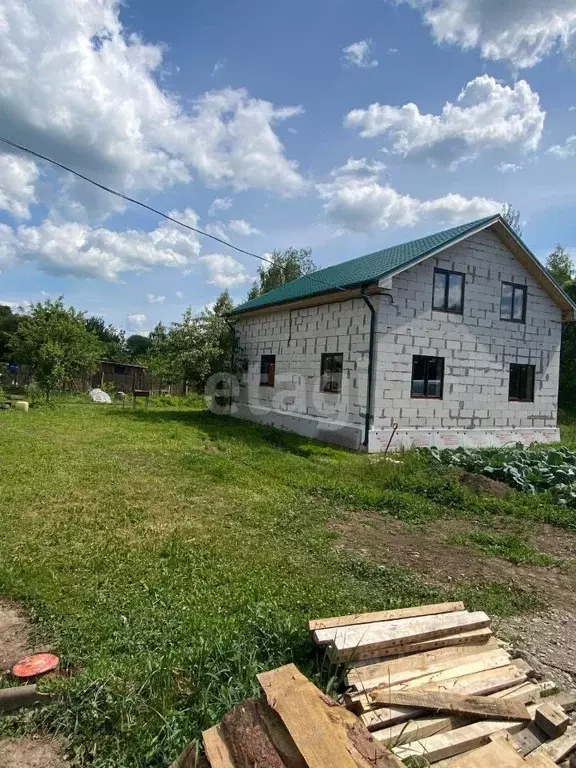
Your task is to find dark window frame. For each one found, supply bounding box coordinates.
[500,281,527,323]
[320,352,344,394]
[508,363,535,403]
[410,355,445,399]
[432,268,465,315]
[259,354,276,387]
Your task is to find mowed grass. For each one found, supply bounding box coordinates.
[0,403,573,766]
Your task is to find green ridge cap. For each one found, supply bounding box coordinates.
[231,215,498,315]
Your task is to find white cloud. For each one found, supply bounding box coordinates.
[331,157,387,176]
[227,219,261,236]
[175,291,184,299]
[399,0,576,68]
[198,253,250,288]
[127,313,146,328]
[146,294,166,304]
[208,197,233,216]
[0,0,305,221]
[342,39,378,69]
[388,47,399,54]
[212,59,225,76]
[0,299,32,313]
[345,76,544,168]
[547,135,576,158]
[317,161,499,232]
[496,162,522,173]
[205,223,230,242]
[0,208,203,280]
[0,155,39,218]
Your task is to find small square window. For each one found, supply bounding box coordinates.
[411,355,444,399]
[260,355,275,387]
[320,353,343,393]
[501,282,527,323]
[433,268,465,314]
[509,364,535,402]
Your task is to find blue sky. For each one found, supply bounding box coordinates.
[0,0,575,333]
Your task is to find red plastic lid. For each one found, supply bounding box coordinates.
[12,653,59,679]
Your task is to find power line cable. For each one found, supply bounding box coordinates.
[0,134,348,295]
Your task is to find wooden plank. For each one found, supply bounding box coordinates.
[531,726,576,763]
[257,664,404,768]
[535,702,570,739]
[511,723,550,757]
[347,640,500,689]
[311,602,466,636]
[369,689,531,721]
[324,612,491,662]
[373,683,541,746]
[202,725,235,768]
[339,628,493,663]
[349,649,512,706]
[525,755,559,767]
[448,739,526,767]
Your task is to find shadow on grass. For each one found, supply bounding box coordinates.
[105,405,346,459]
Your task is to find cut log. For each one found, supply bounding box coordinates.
[322,611,491,662]
[0,685,53,714]
[347,641,500,690]
[311,602,466,635]
[448,739,526,767]
[369,690,531,721]
[257,663,404,768]
[531,725,576,763]
[202,725,235,768]
[219,698,293,768]
[168,743,198,768]
[535,702,570,739]
[346,630,494,665]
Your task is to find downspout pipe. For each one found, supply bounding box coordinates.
[360,287,377,448]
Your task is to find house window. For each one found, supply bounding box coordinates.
[501,282,527,323]
[411,356,444,399]
[433,268,465,314]
[320,353,343,393]
[509,364,535,402]
[260,355,276,387]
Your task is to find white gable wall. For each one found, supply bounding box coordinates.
[370,228,562,450]
[231,227,563,451]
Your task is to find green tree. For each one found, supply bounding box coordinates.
[11,298,104,400]
[151,291,235,390]
[501,203,522,237]
[85,316,126,361]
[0,305,22,363]
[248,247,316,299]
[125,334,152,360]
[546,245,573,287]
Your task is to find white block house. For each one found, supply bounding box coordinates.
[228,215,576,452]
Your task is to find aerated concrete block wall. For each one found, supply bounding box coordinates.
[369,228,562,450]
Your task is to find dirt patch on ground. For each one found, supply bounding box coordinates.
[330,510,576,693]
[0,738,69,768]
[459,472,512,498]
[0,600,32,673]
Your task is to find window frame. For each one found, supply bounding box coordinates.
[432,268,465,315]
[320,352,344,394]
[500,281,527,324]
[410,355,445,400]
[508,363,535,403]
[259,354,276,388]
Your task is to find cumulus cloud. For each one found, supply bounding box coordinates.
[0,0,305,221]
[547,135,576,158]
[198,253,250,288]
[331,157,387,176]
[208,197,233,216]
[127,313,146,328]
[0,208,202,280]
[227,219,261,236]
[398,0,576,68]
[0,155,39,219]
[345,76,544,168]
[342,40,378,69]
[496,162,522,173]
[146,294,166,304]
[175,291,184,299]
[317,161,499,232]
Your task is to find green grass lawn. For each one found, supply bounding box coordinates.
[0,402,574,766]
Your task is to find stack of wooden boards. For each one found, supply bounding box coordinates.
[310,601,576,766]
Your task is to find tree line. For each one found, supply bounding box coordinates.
[0,249,315,400]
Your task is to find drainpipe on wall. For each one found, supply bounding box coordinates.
[360,288,377,448]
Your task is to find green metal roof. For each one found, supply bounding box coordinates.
[231,215,499,315]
